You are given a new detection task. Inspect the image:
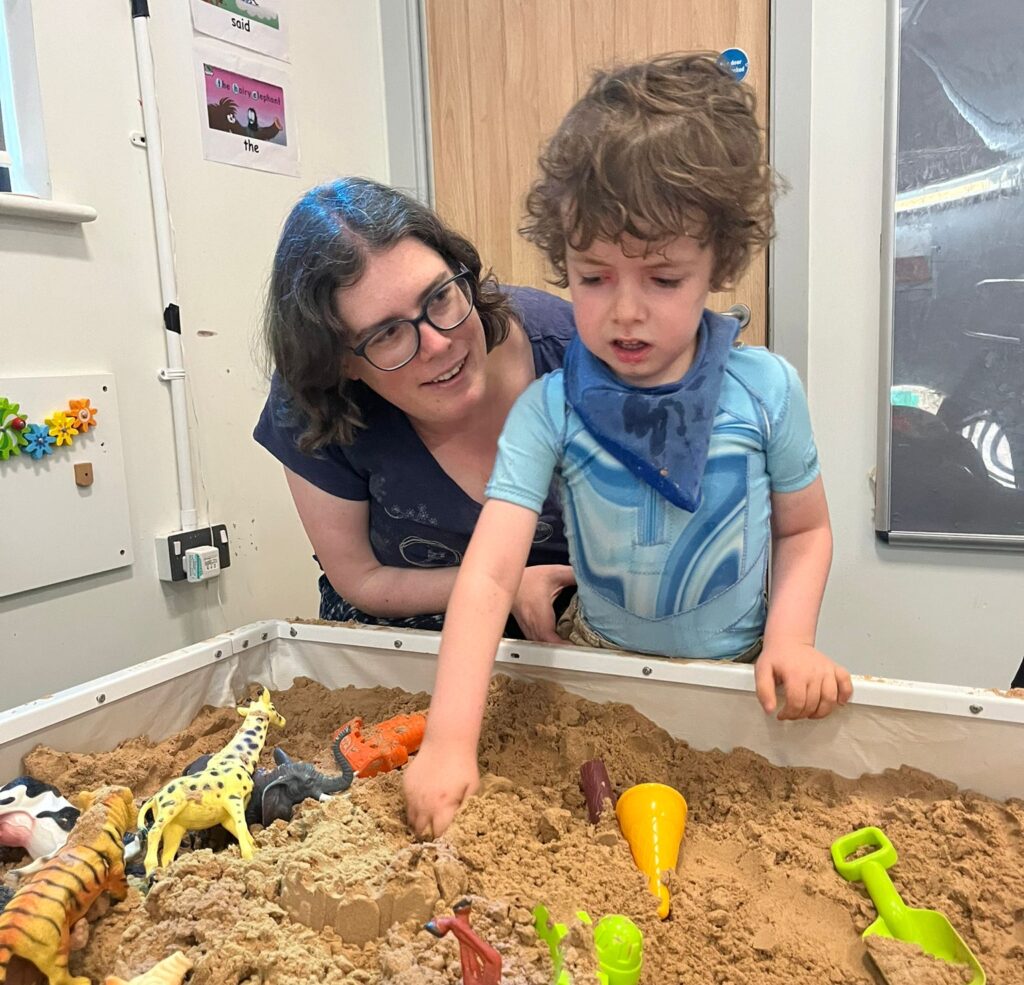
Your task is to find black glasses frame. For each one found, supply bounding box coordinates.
[349,266,475,372]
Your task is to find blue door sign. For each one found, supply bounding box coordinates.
[719,48,750,82]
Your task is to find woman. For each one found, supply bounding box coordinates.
[254,178,576,640]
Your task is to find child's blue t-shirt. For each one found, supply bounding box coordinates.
[254,286,576,572]
[486,343,821,659]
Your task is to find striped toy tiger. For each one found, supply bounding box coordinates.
[0,785,136,985]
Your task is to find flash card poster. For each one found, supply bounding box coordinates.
[191,0,290,61]
[194,47,298,176]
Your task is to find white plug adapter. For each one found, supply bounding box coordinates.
[184,545,221,583]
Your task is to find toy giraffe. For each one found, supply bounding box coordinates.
[139,687,285,875]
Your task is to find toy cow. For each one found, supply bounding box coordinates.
[0,776,80,869]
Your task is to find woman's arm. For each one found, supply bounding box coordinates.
[755,476,853,719]
[403,498,540,837]
[285,467,572,636]
[286,467,459,616]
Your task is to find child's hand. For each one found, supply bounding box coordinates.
[754,641,853,720]
[512,564,577,643]
[402,737,480,839]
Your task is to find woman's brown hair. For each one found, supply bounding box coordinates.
[262,178,514,450]
[521,52,776,291]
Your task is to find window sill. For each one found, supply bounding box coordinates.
[0,194,97,224]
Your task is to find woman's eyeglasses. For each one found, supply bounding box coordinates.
[349,267,475,371]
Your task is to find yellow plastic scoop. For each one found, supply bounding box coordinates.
[615,783,687,919]
[831,827,985,985]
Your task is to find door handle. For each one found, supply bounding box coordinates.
[720,303,751,331]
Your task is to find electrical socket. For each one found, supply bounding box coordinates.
[155,525,231,582]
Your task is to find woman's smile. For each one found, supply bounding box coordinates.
[423,355,468,387]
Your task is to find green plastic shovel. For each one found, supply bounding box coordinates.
[831,827,985,984]
[533,905,643,985]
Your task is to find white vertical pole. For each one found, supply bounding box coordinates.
[130,0,197,531]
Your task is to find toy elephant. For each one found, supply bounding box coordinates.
[184,747,352,826]
[255,748,353,826]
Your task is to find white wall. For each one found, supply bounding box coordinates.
[0,1,389,710]
[807,1,1022,689]
[3,0,1018,712]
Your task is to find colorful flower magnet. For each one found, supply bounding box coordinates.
[0,398,29,461]
[23,424,57,460]
[68,398,98,433]
[45,411,79,447]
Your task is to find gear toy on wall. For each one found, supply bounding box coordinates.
[23,424,57,460]
[0,394,99,465]
[45,410,79,447]
[0,398,29,461]
[68,398,98,432]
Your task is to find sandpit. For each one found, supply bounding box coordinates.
[3,675,1020,984]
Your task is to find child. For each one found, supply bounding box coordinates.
[403,53,852,838]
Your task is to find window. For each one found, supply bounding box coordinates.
[0,19,14,193]
[0,97,11,192]
[0,0,50,199]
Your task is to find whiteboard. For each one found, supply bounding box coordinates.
[876,0,1024,549]
[0,374,133,596]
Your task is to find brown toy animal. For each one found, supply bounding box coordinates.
[0,785,136,985]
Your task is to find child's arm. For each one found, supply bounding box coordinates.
[756,476,853,719]
[403,498,541,838]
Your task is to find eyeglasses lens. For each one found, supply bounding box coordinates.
[363,275,473,370]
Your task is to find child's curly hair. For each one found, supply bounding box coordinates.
[521,52,776,291]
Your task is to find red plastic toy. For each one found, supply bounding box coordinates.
[424,898,502,985]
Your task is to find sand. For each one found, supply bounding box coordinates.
[4,675,1020,984]
[864,937,975,984]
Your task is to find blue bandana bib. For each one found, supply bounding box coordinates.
[563,310,740,512]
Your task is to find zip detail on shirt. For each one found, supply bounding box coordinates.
[637,481,665,546]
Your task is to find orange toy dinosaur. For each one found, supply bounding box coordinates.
[0,785,136,985]
[331,712,426,779]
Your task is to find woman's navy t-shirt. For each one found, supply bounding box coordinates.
[253,286,575,627]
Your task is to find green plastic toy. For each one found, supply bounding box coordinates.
[533,905,643,985]
[831,827,985,985]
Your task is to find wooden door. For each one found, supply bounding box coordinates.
[424,0,770,345]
